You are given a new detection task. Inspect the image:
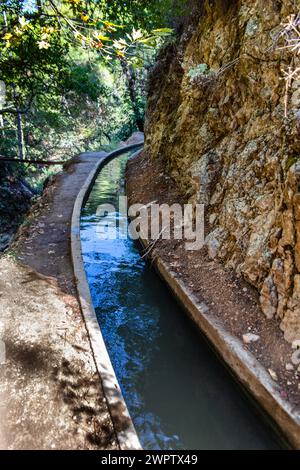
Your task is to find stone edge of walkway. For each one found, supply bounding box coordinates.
[71,143,144,451]
[137,235,300,450]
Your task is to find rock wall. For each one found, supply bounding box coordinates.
[145,0,300,343]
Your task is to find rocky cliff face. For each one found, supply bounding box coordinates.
[145,0,300,343]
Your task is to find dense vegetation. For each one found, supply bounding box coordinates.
[0,0,188,167]
[0,0,185,247]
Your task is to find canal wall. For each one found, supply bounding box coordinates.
[70,140,300,448]
[71,143,144,450]
[137,233,300,448]
[0,150,120,449]
[126,146,300,448]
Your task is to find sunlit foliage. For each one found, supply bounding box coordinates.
[0,0,178,163]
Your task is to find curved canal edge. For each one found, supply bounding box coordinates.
[71,143,144,451]
[71,141,300,450]
[136,233,300,449]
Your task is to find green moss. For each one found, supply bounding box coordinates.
[285,155,299,172]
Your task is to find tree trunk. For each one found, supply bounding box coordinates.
[16,112,25,160]
[12,85,25,160]
[3,10,8,27]
[120,58,144,132]
[0,116,4,138]
[36,0,43,14]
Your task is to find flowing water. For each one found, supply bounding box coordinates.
[80,150,281,450]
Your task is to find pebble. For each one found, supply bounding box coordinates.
[280,390,288,399]
[268,369,278,381]
[291,349,300,365]
[242,333,260,344]
[285,363,294,371]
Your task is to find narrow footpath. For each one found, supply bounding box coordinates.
[0,150,119,450]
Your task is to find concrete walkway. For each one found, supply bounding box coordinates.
[0,151,120,450]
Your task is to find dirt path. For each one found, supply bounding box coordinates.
[0,151,120,450]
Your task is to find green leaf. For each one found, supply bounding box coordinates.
[152,28,173,34]
[137,36,158,46]
[97,34,111,42]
